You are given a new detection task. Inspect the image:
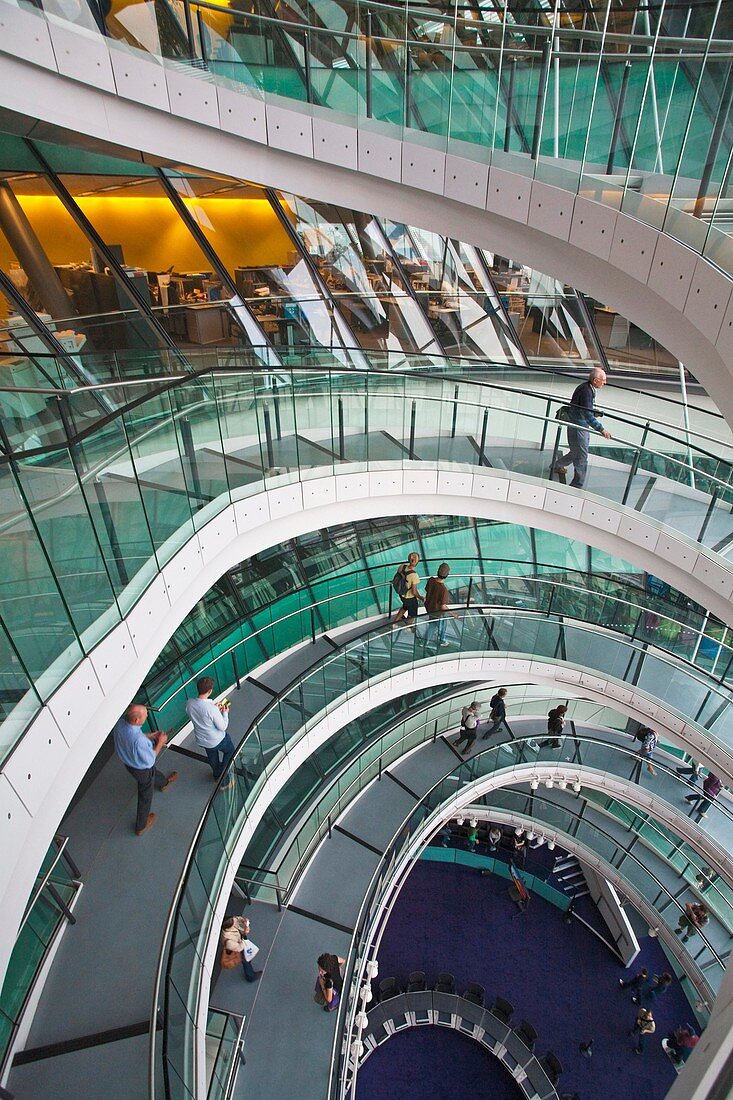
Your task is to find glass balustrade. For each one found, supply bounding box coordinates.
[152,608,733,1098]
[21,0,733,275]
[3,358,733,762]
[335,732,733,1097]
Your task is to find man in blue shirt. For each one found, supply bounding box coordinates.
[113,704,177,835]
[554,368,612,488]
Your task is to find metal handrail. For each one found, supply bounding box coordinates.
[2,357,732,472]
[155,571,730,715]
[331,736,726,1097]
[150,605,733,1096]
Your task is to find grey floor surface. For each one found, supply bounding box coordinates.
[9,655,733,1100]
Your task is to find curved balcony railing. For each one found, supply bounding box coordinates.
[25,0,733,276]
[151,603,733,1099]
[4,357,733,763]
[334,733,733,1098]
[245,694,733,939]
[142,561,730,736]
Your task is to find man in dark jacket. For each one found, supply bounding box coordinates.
[482,688,508,739]
[555,368,612,488]
[685,772,723,819]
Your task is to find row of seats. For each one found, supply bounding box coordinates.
[376,976,562,1085]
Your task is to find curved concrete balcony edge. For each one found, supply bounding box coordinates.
[1,14,733,421]
[172,660,726,1089]
[2,463,733,990]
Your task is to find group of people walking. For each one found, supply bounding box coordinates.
[112,676,236,836]
[453,691,509,754]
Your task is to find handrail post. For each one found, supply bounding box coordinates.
[196,8,207,64]
[338,396,345,460]
[182,0,196,60]
[304,32,313,103]
[180,416,203,506]
[504,57,517,152]
[263,405,275,468]
[388,582,393,618]
[606,61,632,174]
[621,451,640,507]
[450,384,459,438]
[698,486,719,543]
[531,39,552,160]
[310,606,316,643]
[272,376,282,439]
[466,577,473,608]
[231,650,241,690]
[539,399,551,451]
[408,400,416,459]
[478,409,489,466]
[405,57,412,128]
[365,11,374,119]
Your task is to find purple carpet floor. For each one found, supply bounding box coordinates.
[356,1025,523,1099]
[362,860,690,1100]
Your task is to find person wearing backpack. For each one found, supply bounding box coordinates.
[540,705,568,748]
[391,552,424,629]
[454,701,480,754]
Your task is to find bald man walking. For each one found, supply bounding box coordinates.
[113,704,178,836]
[554,368,612,488]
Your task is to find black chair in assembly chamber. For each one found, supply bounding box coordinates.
[463,982,485,1007]
[406,970,426,992]
[378,976,400,1001]
[514,1019,537,1052]
[435,972,456,994]
[491,996,515,1025]
[539,1051,564,1085]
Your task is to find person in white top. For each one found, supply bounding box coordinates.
[185,676,235,783]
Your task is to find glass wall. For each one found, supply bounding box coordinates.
[0,125,699,385]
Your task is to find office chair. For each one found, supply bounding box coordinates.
[406,971,426,992]
[435,972,456,995]
[463,982,485,1007]
[491,996,515,1024]
[514,1019,537,1052]
[540,1051,563,1085]
[378,976,400,1001]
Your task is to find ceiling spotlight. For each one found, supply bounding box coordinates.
[351,1040,364,1059]
[515,827,525,836]
[558,779,567,790]
[360,985,373,1003]
[469,817,478,828]
[535,835,546,846]
[573,780,581,792]
[527,830,536,841]
[548,840,556,850]
[365,960,379,979]
[530,778,540,790]
[456,816,465,826]
[355,1012,369,1030]
[545,778,554,788]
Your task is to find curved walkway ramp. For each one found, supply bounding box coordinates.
[218,724,726,1100]
[7,365,733,987]
[2,5,733,417]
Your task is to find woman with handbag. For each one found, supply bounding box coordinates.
[220,916,260,982]
[315,953,344,1012]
